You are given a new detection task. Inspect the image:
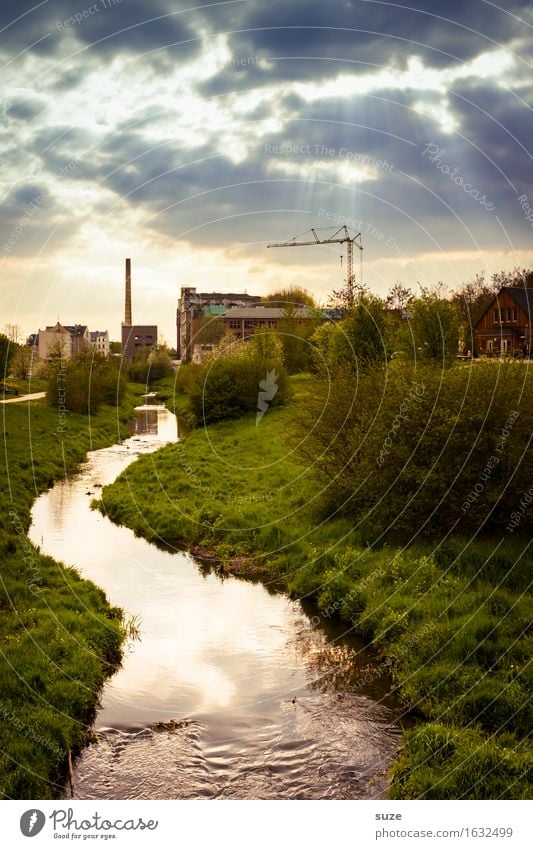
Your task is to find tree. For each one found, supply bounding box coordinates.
[192,315,226,347]
[409,288,459,365]
[385,282,413,315]
[2,324,23,344]
[12,345,33,379]
[451,274,499,354]
[276,304,320,374]
[128,348,173,383]
[47,354,126,414]
[491,267,533,290]
[312,293,388,371]
[0,333,15,379]
[189,330,288,424]
[263,287,317,308]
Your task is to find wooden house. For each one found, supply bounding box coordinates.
[474,286,533,356]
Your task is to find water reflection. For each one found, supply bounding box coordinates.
[29,405,403,800]
[131,407,158,435]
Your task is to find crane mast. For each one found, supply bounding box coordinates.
[267,226,363,305]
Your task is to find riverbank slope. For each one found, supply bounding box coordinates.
[0,391,137,798]
[98,377,532,799]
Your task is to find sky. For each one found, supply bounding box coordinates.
[1,0,533,346]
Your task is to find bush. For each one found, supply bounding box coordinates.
[294,360,532,540]
[128,349,173,383]
[188,332,289,424]
[47,355,126,414]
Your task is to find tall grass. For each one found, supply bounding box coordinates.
[0,391,136,798]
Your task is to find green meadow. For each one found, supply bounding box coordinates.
[0,391,137,798]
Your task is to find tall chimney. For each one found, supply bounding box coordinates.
[125,258,132,325]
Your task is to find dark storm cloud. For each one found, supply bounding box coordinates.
[2,0,531,268]
[1,180,78,257]
[43,105,503,257]
[5,99,45,121]
[0,0,199,58]
[195,0,532,96]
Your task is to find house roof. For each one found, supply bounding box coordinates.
[44,323,69,333]
[476,286,533,328]
[222,306,314,320]
[505,286,533,317]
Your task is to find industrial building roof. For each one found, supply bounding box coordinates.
[222,306,314,319]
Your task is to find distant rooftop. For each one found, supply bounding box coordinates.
[223,306,314,319]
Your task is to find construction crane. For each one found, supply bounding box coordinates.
[267,226,363,305]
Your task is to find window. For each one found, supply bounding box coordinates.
[229,320,240,329]
[513,307,518,322]
[500,308,505,322]
[493,309,499,323]
[507,308,512,322]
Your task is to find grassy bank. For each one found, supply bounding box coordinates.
[98,376,532,799]
[0,389,138,798]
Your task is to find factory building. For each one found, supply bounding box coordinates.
[121,258,158,359]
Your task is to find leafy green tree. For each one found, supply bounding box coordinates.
[409,288,459,365]
[47,354,126,414]
[263,287,317,307]
[12,345,33,379]
[192,315,226,347]
[128,348,173,383]
[451,274,499,354]
[385,282,413,314]
[0,333,15,379]
[190,331,288,424]
[311,293,388,371]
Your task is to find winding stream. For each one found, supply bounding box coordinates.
[29,405,403,800]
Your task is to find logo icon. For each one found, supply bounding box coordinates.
[256,369,278,424]
[20,810,46,837]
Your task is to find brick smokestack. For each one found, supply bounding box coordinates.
[125,258,132,325]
